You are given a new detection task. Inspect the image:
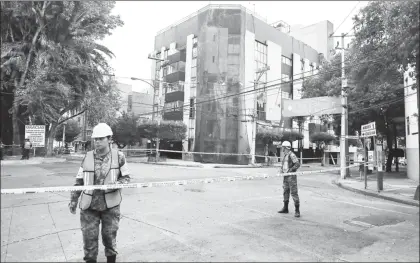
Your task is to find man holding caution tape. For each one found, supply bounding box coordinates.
[278,141,301,217]
[68,123,131,263]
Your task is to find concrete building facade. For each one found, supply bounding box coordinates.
[404,66,419,182]
[151,4,333,164]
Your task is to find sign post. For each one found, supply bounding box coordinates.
[360,122,382,191]
[25,125,46,157]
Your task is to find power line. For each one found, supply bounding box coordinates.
[136,55,399,117]
[330,1,360,37]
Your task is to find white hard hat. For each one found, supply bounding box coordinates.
[91,123,113,138]
[281,141,291,148]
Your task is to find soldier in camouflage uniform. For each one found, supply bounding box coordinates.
[278,141,301,217]
[69,123,131,263]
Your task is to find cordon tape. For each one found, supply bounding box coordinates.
[1,164,358,195]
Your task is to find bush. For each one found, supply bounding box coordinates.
[257,126,304,145]
[137,119,187,141]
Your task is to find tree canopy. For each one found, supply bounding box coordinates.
[55,120,80,143]
[1,1,123,155]
[301,1,418,171]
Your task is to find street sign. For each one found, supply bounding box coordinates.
[361,122,376,137]
[368,151,374,170]
[25,125,46,147]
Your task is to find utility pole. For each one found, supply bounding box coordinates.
[62,122,66,148]
[251,66,270,164]
[335,33,350,179]
[148,54,167,161]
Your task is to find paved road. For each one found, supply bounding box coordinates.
[1,161,419,262]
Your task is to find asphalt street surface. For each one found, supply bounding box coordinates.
[1,161,419,262]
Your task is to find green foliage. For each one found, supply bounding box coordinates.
[256,126,304,145]
[111,112,140,148]
[55,120,80,143]
[137,119,187,141]
[309,132,336,144]
[86,78,121,127]
[0,1,123,155]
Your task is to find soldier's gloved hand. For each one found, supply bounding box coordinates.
[68,201,77,214]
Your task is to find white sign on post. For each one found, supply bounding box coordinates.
[25,125,46,147]
[368,150,374,170]
[361,122,376,137]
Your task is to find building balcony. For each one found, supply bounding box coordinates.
[163,100,184,121]
[167,50,186,65]
[165,71,185,83]
[165,81,184,103]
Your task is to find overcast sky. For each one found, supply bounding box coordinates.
[100,1,367,93]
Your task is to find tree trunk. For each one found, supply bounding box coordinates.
[46,122,58,157]
[12,104,21,149]
[385,132,393,172]
[393,123,399,172]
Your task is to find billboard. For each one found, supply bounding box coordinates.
[282,96,342,117]
[25,125,46,147]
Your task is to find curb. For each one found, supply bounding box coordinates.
[1,158,67,166]
[332,180,419,207]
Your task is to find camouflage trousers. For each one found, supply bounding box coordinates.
[283,175,300,204]
[80,206,121,262]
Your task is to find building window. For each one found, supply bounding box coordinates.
[191,58,197,67]
[192,46,197,58]
[164,49,169,60]
[281,56,292,66]
[254,40,268,120]
[212,56,215,63]
[213,34,216,42]
[193,36,198,45]
[189,98,195,119]
[164,101,183,112]
[310,64,314,74]
[162,67,168,77]
[301,59,305,71]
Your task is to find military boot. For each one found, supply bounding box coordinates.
[107,255,116,263]
[294,204,300,218]
[278,201,289,213]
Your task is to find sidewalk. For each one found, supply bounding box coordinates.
[0,156,67,166]
[332,166,419,207]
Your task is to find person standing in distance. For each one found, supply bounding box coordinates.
[68,123,131,263]
[278,141,301,217]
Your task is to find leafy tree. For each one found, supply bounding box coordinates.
[55,120,80,144]
[256,126,304,145]
[137,119,187,141]
[111,112,140,149]
[1,1,123,156]
[301,1,418,171]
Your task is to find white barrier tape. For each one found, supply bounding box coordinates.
[1,164,359,195]
[120,148,327,160]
